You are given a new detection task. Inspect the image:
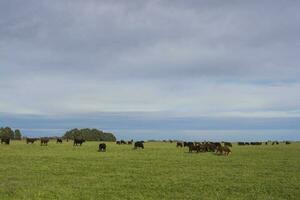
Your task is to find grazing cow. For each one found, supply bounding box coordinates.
[127,141,132,145]
[1,138,10,145]
[188,144,199,153]
[265,142,268,145]
[213,142,222,148]
[116,141,121,145]
[245,142,250,145]
[207,143,218,152]
[216,146,231,156]
[56,138,63,144]
[134,141,144,149]
[272,141,279,145]
[176,142,183,148]
[285,141,291,145]
[40,138,49,146]
[169,140,173,143]
[121,140,126,144]
[224,142,232,147]
[250,142,262,145]
[98,143,106,152]
[238,142,245,145]
[26,138,37,144]
[73,138,85,146]
[184,142,194,147]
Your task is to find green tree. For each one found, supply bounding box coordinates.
[63,128,116,141]
[14,129,22,140]
[0,127,14,139]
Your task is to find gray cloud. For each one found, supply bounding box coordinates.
[1,0,300,119]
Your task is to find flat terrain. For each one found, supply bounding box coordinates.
[0,141,299,200]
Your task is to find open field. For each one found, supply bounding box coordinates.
[0,141,300,200]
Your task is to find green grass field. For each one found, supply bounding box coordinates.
[0,141,299,200]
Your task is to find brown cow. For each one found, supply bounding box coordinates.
[40,138,49,146]
[216,146,231,156]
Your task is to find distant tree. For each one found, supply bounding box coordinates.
[63,128,116,141]
[14,129,22,140]
[0,127,15,139]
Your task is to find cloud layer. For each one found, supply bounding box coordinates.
[1,1,300,138]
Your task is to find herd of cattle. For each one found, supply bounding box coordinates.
[0,137,145,152]
[237,141,291,145]
[0,137,292,156]
[175,141,232,155]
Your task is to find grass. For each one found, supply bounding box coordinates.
[0,141,299,199]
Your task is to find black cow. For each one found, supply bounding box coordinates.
[40,138,49,146]
[134,141,144,149]
[56,138,63,144]
[98,143,106,152]
[116,141,121,145]
[26,138,37,144]
[127,141,133,145]
[176,142,183,148]
[184,142,194,147]
[121,140,126,144]
[73,138,85,146]
[188,144,199,153]
[206,143,218,152]
[213,142,222,147]
[285,141,291,145]
[1,138,10,145]
[250,142,262,145]
[224,142,232,147]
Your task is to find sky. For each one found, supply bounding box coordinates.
[1,0,300,140]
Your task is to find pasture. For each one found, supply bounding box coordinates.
[0,141,300,199]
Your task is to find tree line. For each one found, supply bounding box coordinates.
[63,128,116,141]
[0,127,22,140]
[0,127,116,142]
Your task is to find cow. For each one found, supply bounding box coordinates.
[40,138,49,146]
[213,142,222,147]
[184,142,194,147]
[216,146,231,156]
[207,143,218,152]
[265,142,268,145]
[26,138,37,144]
[176,142,183,148]
[188,144,199,153]
[1,138,10,145]
[121,140,126,144]
[56,138,63,144]
[272,141,279,145]
[127,141,133,145]
[250,142,262,145]
[116,141,121,145]
[134,141,144,149]
[98,143,106,152]
[73,138,85,146]
[224,142,232,147]
[238,142,245,145]
[285,141,291,145]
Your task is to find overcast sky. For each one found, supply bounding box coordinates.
[1,1,300,139]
